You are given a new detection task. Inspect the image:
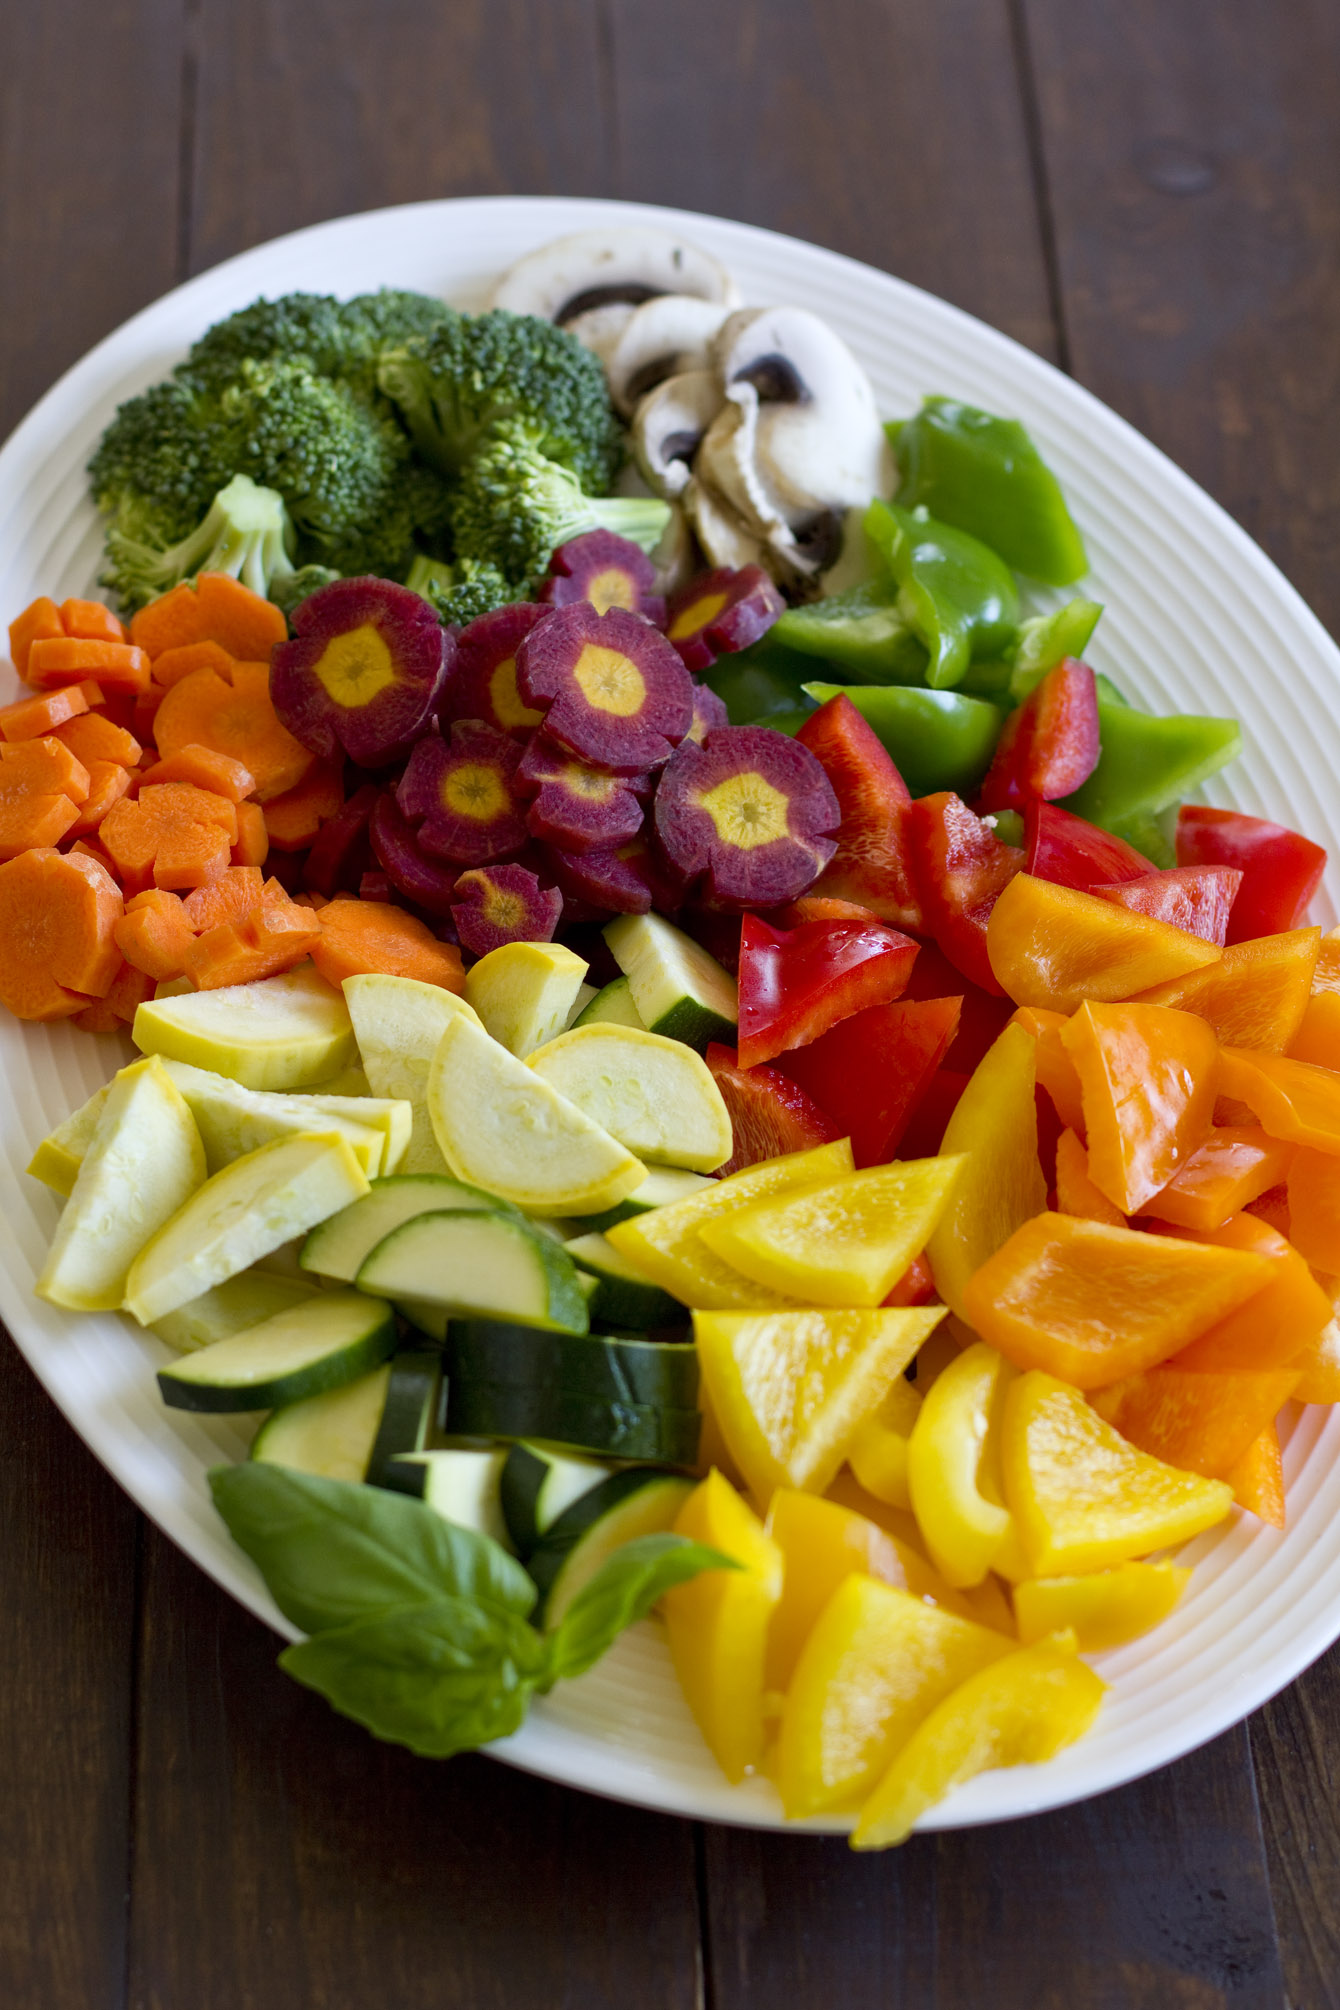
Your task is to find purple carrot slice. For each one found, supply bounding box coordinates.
[539,530,667,626]
[516,603,693,774]
[653,724,840,909]
[271,577,451,766]
[543,832,688,917]
[358,870,393,903]
[452,863,563,956]
[686,682,731,745]
[368,789,463,916]
[396,719,529,866]
[516,734,648,855]
[443,602,549,736]
[664,566,786,673]
[301,780,380,896]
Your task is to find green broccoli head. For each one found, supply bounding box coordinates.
[100,474,300,612]
[378,310,623,493]
[404,554,517,629]
[449,421,669,585]
[88,377,236,548]
[184,288,457,403]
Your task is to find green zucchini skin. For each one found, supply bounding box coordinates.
[443,1379,700,1465]
[446,1319,699,1409]
[530,1472,696,1619]
[576,1166,715,1235]
[300,1173,516,1282]
[156,1293,397,1413]
[364,1350,443,1490]
[564,1233,685,1331]
[498,1441,612,1556]
[356,1210,591,1334]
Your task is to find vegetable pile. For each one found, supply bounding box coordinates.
[8,225,1340,1845]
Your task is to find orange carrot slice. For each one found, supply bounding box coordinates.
[0,736,91,801]
[263,760,343,851]
[153,662,313,802]
[231,799,269,868]
[100,782,239,896]
[310,898,465,990]
[138,742,256,802]
[72,958,155,1031]
[67,760,132,839]
[114,889,196,981]
[7,597,66,679]
[69,836,119,883]
[59,599,126,645]
[0,847,124,1017]
[181,866,265,931]
[133,686,164,746]
[52,711,142,769]
[0,684,92,743]
[149,639,238,689]
[129,574,286,662]
[25,638,151,696]
[183,899,320,991]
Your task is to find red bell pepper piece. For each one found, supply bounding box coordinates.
[796,694,923,931]
[704,1043,837,1175]
[906,792,1023,996]
[899,936,1015,1076]
[1089,864,1243,946]
[775,994,962,1168]
[977,659,1101,814]
[1025,799,1153,889]
[895,1067,969,1161]
[884,1252,936,1306]
[1176,806,1326,944]
[736,912,919,1069]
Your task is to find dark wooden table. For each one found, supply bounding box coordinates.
[4,3,1340,2004]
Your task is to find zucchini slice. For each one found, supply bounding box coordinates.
[564,1232,686,1330]
[573,975,646,1030]
[603,913,738,1052]
[444,1381,701,1466]
[150,1269,320,1353]
[250,1363,392,1482]
[447,1318,699,1408]
[26,1083,110,1197]
[576,1166,717,1234]
[157,1290,395,1413]
[364,1350,444,1489]
[527,1025,733,1173]
[133,966,357,1091]
[384,1448,512,1549]
[499,1441,614,1555]
[300,1172,516,1282]
[531,1472,696,1621]
[356,1210,590,1334]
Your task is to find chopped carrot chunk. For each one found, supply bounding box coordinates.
[8,597,66,679]
[310,898,465,990]
[25,638,151,696]
[0,685,92,743]
[0,847,124,1017]
[59,599,126,645]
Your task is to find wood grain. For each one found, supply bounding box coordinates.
[126,1527,701,2010]
[1251,1650,1340,2010]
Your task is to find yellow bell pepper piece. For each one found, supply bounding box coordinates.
[606,1138,854,1309]
[851,1633,1107,1848]
[776,1576,1013,1817]
[698,1156,966,1309]
[848,1376,923,1508]
[662,1471,783,1783]
[907,1340,1023,1588]
[824,1471,1016,1633]
[1001,1369,1234,1576]
[926,1023,1047,1322]
[764,1489,903,1690]
[1012,1560,1191,1650]
[695,1304,947,1502]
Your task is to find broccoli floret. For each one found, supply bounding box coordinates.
[185,288,456,403]
[269,564,341,618]
[100,475,300,612]
[405,554,517,628]
[378,310,623,492]
[450,421,669,585]
[88,378,236,549]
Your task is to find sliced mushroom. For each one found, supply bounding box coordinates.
[631,370,723,499]
[490,229,739,337]
[701,307,893,575]
[561,301,643,367]
[647,502,697,596]
[606,295,732,416]
[682,473,770,573]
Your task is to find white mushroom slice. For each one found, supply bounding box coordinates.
[682,473,769,573]
[606,296,732,416]
[491,228,739,329]
[562,301,640,367]
[648,503,697,596]
[707,306,893,561]
[631,370,723,499]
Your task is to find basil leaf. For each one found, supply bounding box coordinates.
[544,1534,738,1684]
[280,1597,550,1759]
[210,1464,537,1635]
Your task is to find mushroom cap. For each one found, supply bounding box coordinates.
[606,294,733,416]
[490,227,740,327]
[631,369,724,499]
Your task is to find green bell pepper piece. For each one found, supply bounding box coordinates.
[703,634,821,726]
[888,396,1088,585]
[1061,705,1243,833]
[865,500,1019,691]
[803,681,1004,800]
[1009,599,1104,697]
[1107,810,1176,869]
[771,579,930,683]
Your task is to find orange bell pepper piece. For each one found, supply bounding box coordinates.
[1135,927,1320,1052]
[986,875,1221,1015]
[1061,1001,1218,1213]
[1091,1365,1299,1480]
[1294,1319,1340,1403]
[1009,1005,1086,1133]
[1218,1047,1340,1153]
[1054,1128,1125,1225]
[962,1214,1275,1388]
[1289,989,1340,1069]
[1224,1423,1285,1527]
[1140,1126,1295,1233]
[1284,1148,1340,1271]
[1149,1212,1331,1371]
